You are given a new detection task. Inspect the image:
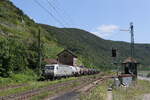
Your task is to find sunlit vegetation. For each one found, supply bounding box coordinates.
[0,0,150,85]
[0,0,63,81]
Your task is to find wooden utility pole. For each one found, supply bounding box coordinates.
[38,28,41,72]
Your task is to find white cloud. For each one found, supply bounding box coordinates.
[29,16,37,22]
[92,31,109,37]
[98,24,119,33]
[91,24,119,38]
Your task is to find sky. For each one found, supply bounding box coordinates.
[11,0,150,43]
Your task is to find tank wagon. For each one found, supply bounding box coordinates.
[44,64,100,80]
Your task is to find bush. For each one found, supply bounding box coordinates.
[0,70,38,86]
[12,69,38,82]
[0,38,29,77]
[11,74,36,83]
[0,77,13,86]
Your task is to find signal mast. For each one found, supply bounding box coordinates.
[120,22,135,58]
[130,22,134,58]
[112,22,136,76]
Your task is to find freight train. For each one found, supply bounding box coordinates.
[43,64,99,80]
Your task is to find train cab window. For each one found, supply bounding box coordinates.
[45,66,54,70]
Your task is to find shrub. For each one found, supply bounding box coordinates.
[0,77,13,86]
[0,69,38,85]
[11,74,36,83]
[0,38,29,77]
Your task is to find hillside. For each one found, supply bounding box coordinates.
[0,0,150,77]
[0,0,64,77]
[40,24,150,70]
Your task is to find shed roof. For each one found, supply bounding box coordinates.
[122,57,138,64]
[57,49,77,58]
[44,58,58,64]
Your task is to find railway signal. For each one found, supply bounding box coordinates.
[112,48,117,57]
[120,22,139,80]
[130,22,135,58]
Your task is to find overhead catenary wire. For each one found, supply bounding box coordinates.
[46,0,71,27]
[33,0,67,28]
[51,0,77,27]
[33,0,75,42]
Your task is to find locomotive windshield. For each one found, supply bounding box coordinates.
[45,66,54,70]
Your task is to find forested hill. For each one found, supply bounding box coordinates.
[40,24,150,70]
[0,0,150,77]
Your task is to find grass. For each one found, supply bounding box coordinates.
[80,80,113,100]
[0,71,38,88]
[112,80,150,100]
[0,85,32,96]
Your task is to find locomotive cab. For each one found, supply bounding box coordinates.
[44,64,57,79]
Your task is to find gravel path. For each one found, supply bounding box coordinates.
[52,91,80,100]
[0,83,28,91]
[138,76,150,81]
[107,91,112,100]
[143,94,150,100]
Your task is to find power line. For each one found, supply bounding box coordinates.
[54,0,77,26]
[46,0,71,26]
[33,0,75,42]
[33,0,66,28]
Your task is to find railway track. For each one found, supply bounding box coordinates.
[0,75,102,100]
[0,74,114,100]
[48,76,108,100]
[0,83,29,92]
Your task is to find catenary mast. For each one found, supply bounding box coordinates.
[130,22,134,58]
